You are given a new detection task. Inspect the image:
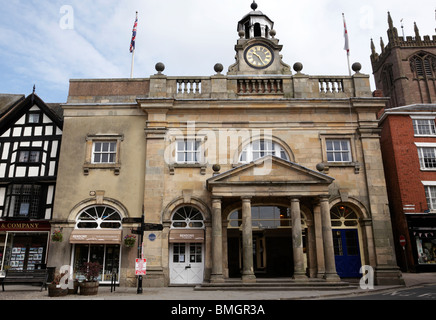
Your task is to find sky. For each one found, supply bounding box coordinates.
[0,0,435,103]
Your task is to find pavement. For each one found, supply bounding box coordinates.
[0,272,435,301]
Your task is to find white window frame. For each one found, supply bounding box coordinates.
[92,141,117,164]
[412,117,436,136]
[325,139,352,163]
[415,143,436,170]
[239,140,289,163]
[84,134,123,175]
[176,140,202,164]
[422,182,436,212]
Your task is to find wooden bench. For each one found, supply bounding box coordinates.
[1,269,48,291]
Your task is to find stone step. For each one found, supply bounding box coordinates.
[194,278,357,291]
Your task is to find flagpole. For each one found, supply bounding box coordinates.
[130,48,135,79]
[130,11,138,79]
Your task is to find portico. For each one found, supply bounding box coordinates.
[206,155,340,283]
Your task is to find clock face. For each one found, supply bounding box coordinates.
[244,44,274,69]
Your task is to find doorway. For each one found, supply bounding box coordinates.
[227,229,294,278]
[169,243,204,285]
[332,229,362,278]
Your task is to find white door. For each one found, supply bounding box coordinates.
[170,243,204,285]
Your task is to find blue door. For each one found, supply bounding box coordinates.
[332,229,362,278]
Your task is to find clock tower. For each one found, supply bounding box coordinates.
[228,1,292,75]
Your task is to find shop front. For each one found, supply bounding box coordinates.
[407,214,436,272]
[0,221,51,271]
[68,205,123,283]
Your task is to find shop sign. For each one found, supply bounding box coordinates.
[169,229,204,243]
[0,221,51,231]
[135,258,147,275]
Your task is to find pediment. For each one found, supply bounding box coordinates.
[207,156,334,193]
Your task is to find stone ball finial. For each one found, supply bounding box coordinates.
[214,63,224,74]
[352,62,362,73]
[316,163,325,172]
[251,1,258,11]
[293,62,303,73]
[212,164,221,172]
[238,30,245,39]
[155,62,165,74]
[269,29,276,38]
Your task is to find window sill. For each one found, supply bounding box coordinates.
[83,163,121,175]
[169,163,207,175]
[322,162,360,174]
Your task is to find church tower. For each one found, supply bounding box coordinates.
[228,1,291,75]
[371,12,436,108]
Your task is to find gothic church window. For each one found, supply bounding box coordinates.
[410,53,435,78]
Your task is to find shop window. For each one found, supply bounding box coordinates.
[76,205,122,229]
[1,233,48,271]
[414,233,436,265]
[73,244,120,283]
[171,206,204,229]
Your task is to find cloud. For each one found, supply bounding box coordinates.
[0,0,435,102]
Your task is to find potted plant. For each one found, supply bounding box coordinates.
[48,272,68,297]
[51,229,63,242]
[124,234,136,248]
[79,262,101,295]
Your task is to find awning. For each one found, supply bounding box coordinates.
[169,229,204,243]
[69,229,122,244]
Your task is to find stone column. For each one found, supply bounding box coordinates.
[320,195,340,282]
[291,198,307,280]
[306,219,317,278]
[241,196,256,283]
[313,203,325,278]
[210,197,224,283]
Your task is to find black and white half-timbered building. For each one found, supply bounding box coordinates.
[0,92,63,271]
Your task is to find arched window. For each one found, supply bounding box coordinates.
[410,53,435,79]
[76,205,122,229]
[330,204,359,227]
[171,206,204,229]
[239,140,289,163]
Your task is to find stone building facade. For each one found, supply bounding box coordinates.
[48,3,403,286]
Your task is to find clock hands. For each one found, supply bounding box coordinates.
[252,52,265,65]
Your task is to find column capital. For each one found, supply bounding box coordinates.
[318,194,330,201]
[290,197,302,203]
[241,195,252,201]
[211,196,222,202]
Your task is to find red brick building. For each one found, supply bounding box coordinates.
[374,13,436,272]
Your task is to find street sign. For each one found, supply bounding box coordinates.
[135,258,147,275]
[399,235,406,248]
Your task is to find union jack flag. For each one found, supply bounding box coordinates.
[130,13,138,53]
